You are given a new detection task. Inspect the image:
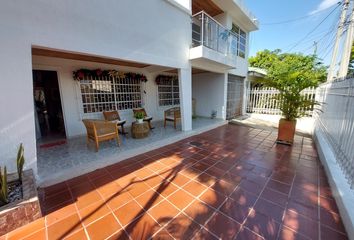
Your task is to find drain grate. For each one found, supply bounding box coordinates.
[189,141,203,147]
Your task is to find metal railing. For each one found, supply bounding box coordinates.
[192,11,238,60]
[315,78,354,188]
[246,86,317,115]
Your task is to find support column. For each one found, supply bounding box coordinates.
[178,67,192,131]
[222,73,228,120]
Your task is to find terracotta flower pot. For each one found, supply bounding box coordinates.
[277,118,297,145]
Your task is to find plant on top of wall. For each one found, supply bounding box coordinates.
[155,75,178,85]
[73,68,147,82]
[0,166,8,206]
[16,143,25,183]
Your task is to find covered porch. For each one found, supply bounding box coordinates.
[37,118,226,186]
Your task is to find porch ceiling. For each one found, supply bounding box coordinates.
[32,48,150,68]
[192,0,223,16]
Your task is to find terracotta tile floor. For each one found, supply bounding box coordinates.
[4,124,349,239]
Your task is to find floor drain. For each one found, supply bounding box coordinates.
[189,141,203,147]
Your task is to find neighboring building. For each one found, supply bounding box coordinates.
[0,0,258,178]
[248,67,267,83]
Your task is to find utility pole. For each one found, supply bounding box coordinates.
[338,1,354,78]
[327,0,351,82]
[313,41,318,56]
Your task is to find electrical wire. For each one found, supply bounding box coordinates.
[286,2,342,52]
[261,2,342,25]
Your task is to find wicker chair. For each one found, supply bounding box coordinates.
[82,119,120,152]
[133,108,154,129]
[103,111,127,134]
[164,107,181,129]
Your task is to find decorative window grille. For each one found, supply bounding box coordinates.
[232,24,247,58]
[157,76,180,106]
[79,76,142,114]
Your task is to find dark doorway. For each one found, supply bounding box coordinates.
[33,70,66,145]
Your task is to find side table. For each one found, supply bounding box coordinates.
[131,121,150,139]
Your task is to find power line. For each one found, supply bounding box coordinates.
[286,2,342,52]
[261,2,342,25]
[282,8,341,52]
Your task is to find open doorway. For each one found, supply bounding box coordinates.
[33,70,66,146]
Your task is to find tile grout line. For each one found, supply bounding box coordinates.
[65,181,92,240]
[233,168,273,240]
[104,166,138,240]
[149,148,235,239]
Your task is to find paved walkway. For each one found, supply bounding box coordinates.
[231,114,315,137]
[4,124,348,239]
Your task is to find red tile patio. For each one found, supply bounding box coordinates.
[3,124,349,239]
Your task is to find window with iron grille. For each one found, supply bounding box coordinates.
[157,77,180,106]
[79,76,142,114]
[232,24,247,58]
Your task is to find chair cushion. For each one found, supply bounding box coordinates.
[144,116,152,121]
[165,116,175,121]
[114,120,126,125]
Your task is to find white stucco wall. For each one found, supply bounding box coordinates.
[0,0,191,175]
[192,72,227,119]
[32,56,179,138]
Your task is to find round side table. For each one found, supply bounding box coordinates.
[131,121,150,139]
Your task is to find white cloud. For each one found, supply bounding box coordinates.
[310,0,339,14]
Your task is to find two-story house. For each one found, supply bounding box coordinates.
[0,0,258,182]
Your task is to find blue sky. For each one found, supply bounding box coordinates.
[244,0,341,65]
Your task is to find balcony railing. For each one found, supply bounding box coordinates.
[192,11,238,60]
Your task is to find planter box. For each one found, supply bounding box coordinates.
[0,169,41,235]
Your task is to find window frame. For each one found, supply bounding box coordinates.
[157,76,180,107]
[78,75,143,115]
[231,24,247,58]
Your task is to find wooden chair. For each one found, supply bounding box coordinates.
[103,111,127,134]
[82,119,120,152]
[164,107,181,129]
[133,108,154,129]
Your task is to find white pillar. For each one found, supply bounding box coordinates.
[178,67,192,131]
[222,73,228,120]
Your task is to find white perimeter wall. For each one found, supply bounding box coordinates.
[192,73,227,119]
[0,0,191,175]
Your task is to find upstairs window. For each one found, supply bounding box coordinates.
[232,24,247,58]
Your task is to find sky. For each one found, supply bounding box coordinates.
[244,0,343,65]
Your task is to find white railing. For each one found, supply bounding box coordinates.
[315,78,354,188]
[246,86,317,115]
[192,11,238,60]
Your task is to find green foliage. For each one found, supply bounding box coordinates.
[134,112,144,120]
[250,50,325,120]
[349,44,354,75]
[249,49,327,84]
[0,167,8,205]
[17,143,25,182]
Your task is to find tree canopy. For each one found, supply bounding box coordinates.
[349,44,354,75]
[249,50,326,121]
[249,49,327,87]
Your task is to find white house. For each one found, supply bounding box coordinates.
[0,0,258,180]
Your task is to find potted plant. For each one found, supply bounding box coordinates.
[253,52,326,145]
[134,112,145,124]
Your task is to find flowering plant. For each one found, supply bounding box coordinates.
[73,68,148,82]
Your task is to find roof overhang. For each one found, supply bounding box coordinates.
[211,0,259,31]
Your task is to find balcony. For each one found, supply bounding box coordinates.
[190,11,238,71]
